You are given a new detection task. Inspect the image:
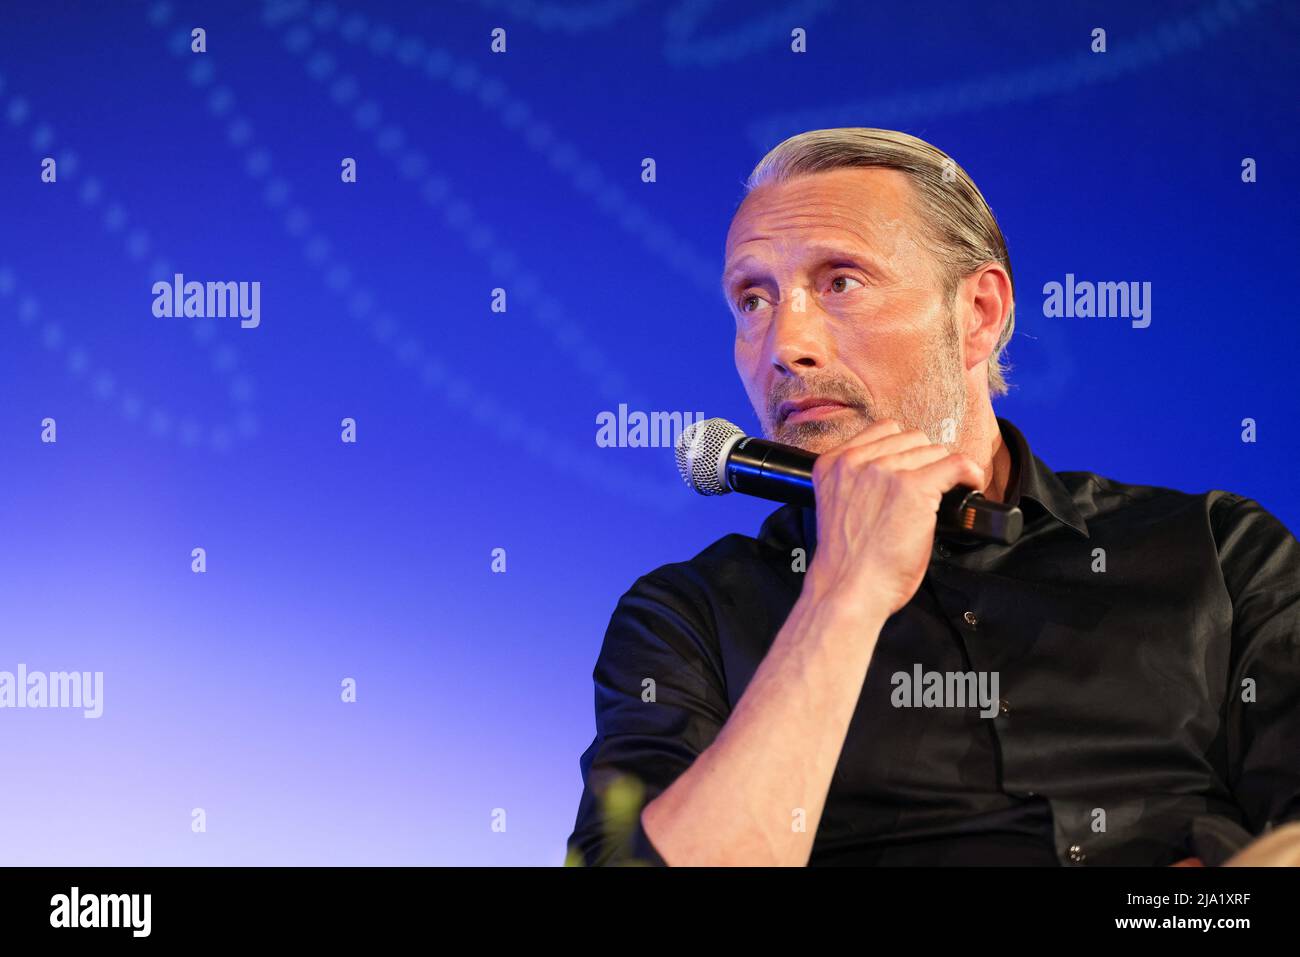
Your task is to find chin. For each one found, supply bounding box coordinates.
[773,418,867,454]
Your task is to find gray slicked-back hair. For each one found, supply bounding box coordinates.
[744,128,1016,398]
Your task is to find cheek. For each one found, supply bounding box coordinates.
[833,295,930,367]
[734,322,766,367]
[732,310,768,349]
[828,315,883,371]
[829,315,919,397]
[734,337,758,382]
[734,337,769,403]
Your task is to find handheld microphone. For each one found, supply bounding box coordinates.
[675,417,1023,545]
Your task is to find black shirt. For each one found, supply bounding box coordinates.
[566,417,1300,866]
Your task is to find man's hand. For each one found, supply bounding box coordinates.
[1224,821,1300,866]
[639,418,985,865]
[803,418,986,618]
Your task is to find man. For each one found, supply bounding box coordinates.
[565,128,1300,866]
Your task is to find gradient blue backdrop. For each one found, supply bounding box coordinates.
[1,0,1296,865]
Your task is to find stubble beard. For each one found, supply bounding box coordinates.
[763,308,969,454]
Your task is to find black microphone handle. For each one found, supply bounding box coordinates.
[936,485,1024,545]
[725,436,1023,545]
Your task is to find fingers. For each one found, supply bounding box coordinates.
[811,418,984,500]
[865,444,953,474]
[815,420,926,474]
[909,451,986,497]
[835,417,905,451]
[836,430,934,466]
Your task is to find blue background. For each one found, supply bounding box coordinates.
[0,0,1296,865]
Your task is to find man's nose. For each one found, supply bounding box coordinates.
[769,297,829,374]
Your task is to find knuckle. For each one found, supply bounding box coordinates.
[838,447,870,471]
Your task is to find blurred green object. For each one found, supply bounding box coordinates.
[564,771,656,866]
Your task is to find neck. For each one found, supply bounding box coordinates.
[957,405,1011,503]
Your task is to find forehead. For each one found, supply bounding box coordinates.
[723,166,925,264]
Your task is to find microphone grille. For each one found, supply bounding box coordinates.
[675,417,745,496]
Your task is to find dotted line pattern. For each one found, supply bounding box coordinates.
[664,0,838,68]
[453,0,838,67]
[259,1,651,412]
[145,0,681,510]
[451,0,647,35]
[0,73,258,450]
[263,0,720,297]
[746,0,1273,148]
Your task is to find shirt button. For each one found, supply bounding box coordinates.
[963,611,978,627]
[1068,844,1086,864]
[937,543,951,558]
[998,697,1010,716]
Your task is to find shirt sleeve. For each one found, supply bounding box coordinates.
[565,569,731,866]
[1213,492,1300,834]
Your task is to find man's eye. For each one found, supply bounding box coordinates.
[829,275,864,294]
[738,294,768,313]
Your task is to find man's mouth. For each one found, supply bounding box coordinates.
[778,397,852,425]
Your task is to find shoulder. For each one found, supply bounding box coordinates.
[1061,471,1298,594]
[1058,469,1204,511]
[1056,469,1292,539]
[1201,490,1297,542]
[589,531,771,707]
[618,504,800,612]
[602,506,798,666]
[611,531,764,641]
[1198,491,1299,591]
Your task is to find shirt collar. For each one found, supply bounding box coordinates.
[783,416,1089,552]
[997,416,1089,539]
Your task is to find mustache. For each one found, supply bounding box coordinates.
[766,375,870,424]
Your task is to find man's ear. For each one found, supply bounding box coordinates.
[960,263,1013,372]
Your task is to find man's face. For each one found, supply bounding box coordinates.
[723,167,969,454]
